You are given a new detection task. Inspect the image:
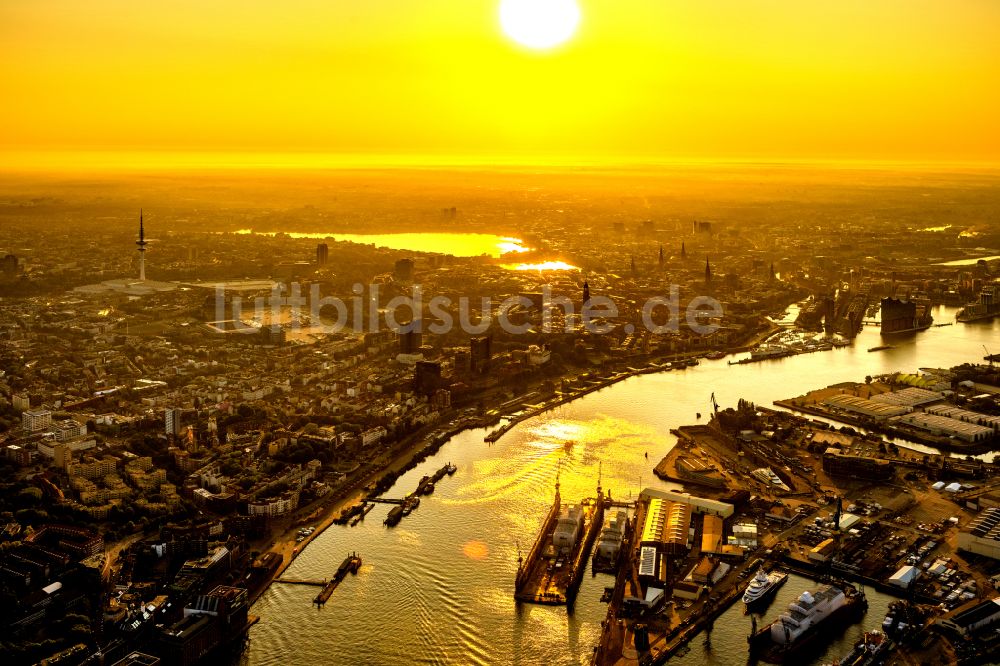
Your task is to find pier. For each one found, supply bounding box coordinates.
[273,578,328,587]
[314,553,362,606]
[374,463,456,527]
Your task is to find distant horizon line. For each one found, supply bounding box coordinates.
[2,149,999,172]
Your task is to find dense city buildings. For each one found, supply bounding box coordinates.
[1,162,999,666]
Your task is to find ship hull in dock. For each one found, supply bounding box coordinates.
[515,495,604,607]
[749,595,868,664]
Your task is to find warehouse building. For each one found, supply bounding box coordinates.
[937,597,1000,637]
[924,405,1000,433]
[822,448,894,481]
[640,498,692,554]
[958,507,1000,560]
[890,413,994,443]
[821,394,909,420]
[640,488,735,518]
[870,387,944,409]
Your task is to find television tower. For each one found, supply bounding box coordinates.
[136,210,148,281]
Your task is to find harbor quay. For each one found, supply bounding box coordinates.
[592,361,1000,665]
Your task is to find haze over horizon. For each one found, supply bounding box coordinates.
[3,0,1000,169]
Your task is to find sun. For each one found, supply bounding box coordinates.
[500,0,581,50]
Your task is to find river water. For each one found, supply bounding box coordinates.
[243,306,998,665]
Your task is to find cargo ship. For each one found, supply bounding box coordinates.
[742,569,788,612]
[592,509,628,574]
[748,583,867,663]
[515,473,604,606]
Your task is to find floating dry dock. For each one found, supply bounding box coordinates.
[515,477,604,606]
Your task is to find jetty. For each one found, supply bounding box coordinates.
[314,553,362,606]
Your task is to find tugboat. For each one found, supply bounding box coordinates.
[445,462,457,475]
[743,569,789,612]
[401,495,420,516]
[828,630,891,666]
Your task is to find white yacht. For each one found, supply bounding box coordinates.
[770,585,847,645]
[743,569,788,605]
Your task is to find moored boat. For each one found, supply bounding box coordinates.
[749,583,868,663]
[827,630,891,666]
[743,570,788,609]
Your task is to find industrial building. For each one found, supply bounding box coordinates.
[640,498,691,554]
[821,448,894,481]
[640,488,734,518]
[888,564,920,589]
[869,387,943,409]
[821,394,908,420]
[958,508,1000,560]
[700,514,742,557]
[890,412,994,443]
[924,405,1000,433]
[937,597,1000,637]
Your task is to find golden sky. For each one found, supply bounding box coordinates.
[2,0,999,166]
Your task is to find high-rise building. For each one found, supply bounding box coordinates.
[394,258,414,282]
[23,409,52,432]
[54,443,73,471]
[12,392,30,412]
[470,335,492,374]
[414,361,442,395]
[316,243,329,266]
[398,321,422,354]
[1,254,17,278]
[165,408,190,436]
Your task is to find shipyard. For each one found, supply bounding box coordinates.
[593,359,1000,666]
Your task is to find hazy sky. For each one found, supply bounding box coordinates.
[2,0,999,166]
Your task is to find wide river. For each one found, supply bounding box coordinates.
[242,306,998,665]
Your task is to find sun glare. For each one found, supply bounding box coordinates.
[500,0,581,50]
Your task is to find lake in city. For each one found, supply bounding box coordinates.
[235,230,531,259]
[242,306,998,665]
